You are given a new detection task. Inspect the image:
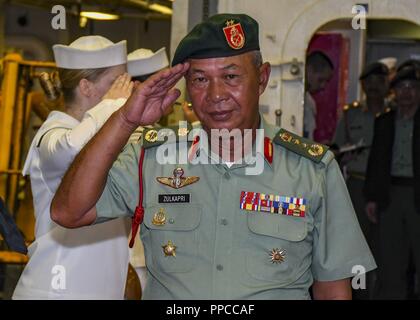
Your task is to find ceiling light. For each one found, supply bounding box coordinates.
[148,4,172,15]
[80,11,120,20]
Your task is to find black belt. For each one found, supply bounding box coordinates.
[391,176,414,186]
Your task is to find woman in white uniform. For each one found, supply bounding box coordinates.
[13,36,133,299]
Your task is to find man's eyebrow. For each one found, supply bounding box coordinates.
[189,64,240,73]
[222,63,239,70]
[190,68,205,74]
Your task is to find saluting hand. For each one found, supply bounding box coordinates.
[120,62,190,128]
[103,73,134,100]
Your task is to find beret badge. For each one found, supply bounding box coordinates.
[223,19,245,50]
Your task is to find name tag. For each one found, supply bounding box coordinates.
[240,191,306,217]
[158,194,190,204]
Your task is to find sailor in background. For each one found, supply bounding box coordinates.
[379,57,398,82]
[332,61,392,299]
[127,47,170,143]
[13,36,133,299]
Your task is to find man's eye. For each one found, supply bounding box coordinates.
[225,74,238,80]
[193,77,207,83]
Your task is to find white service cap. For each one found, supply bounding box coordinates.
[379,57,397,70]
[127,47,169,77]
[53,36,127,69]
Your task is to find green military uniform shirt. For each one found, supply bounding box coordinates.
[333,101,377,174]
[95,115,376,299]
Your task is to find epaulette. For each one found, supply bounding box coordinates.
[142,124,192,148]
[375,106,393,118]
[273,128,329,163]
[343,100,360,112]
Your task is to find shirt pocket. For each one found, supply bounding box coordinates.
[245,212,310,285]
[143,204,202,273]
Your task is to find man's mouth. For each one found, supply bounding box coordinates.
[209,110,234,121]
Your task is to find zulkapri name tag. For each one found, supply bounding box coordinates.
[158,194,190,204]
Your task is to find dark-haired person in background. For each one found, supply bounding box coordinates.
[304,51,334,140]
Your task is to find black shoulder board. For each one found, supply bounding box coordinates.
[142,124,192,149]
[273,128,329,163]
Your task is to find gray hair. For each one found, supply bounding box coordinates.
[251,50,263,68]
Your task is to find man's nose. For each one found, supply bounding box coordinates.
[207,80,228,103]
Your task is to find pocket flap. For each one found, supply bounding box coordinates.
[247,212,307,241]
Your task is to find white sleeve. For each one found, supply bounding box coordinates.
[38,98,127,185]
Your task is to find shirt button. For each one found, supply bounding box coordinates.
[220,219,228,226]
[216,264,223,271]
[168,218,175,224]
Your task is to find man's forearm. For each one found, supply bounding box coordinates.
[51,109,136,227]
[312,279,352,300]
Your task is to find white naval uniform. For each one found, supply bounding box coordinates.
[13,98,131,299]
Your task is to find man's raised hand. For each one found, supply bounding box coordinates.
[119,62,190,128]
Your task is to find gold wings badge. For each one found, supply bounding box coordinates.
[156,167,199,189]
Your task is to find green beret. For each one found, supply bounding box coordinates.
[359,62,389,80]
[172,13,260,66]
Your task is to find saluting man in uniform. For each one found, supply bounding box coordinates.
[364,63,420,299]
[51,14,376,300]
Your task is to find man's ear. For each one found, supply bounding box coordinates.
[258,62,271,96]
[78,78,93,98]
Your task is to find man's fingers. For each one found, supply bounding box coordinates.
[161,89,181,113]
[147,63,189,91]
